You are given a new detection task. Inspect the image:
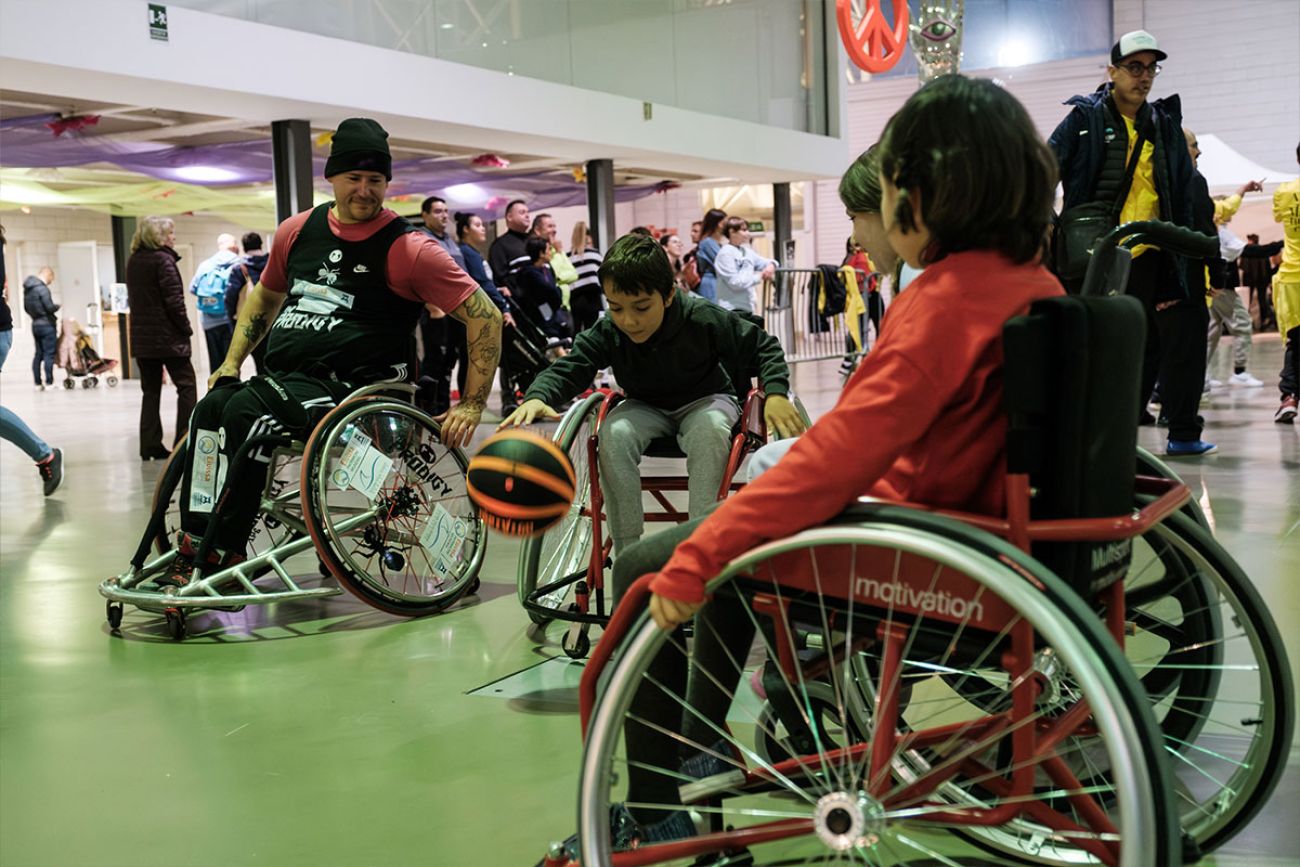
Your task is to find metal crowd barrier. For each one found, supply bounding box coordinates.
[760,268,873,364]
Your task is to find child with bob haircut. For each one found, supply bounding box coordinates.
[554,74,1066,854]
[501,232,806,555]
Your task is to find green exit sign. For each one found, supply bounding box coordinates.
[149,4,168,41]
[747,220,764,232]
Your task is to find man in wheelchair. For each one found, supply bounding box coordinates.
[500,232,807,557]
[568,76,1067,852]
[161,118,502,587]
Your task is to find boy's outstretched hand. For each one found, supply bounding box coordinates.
[649,592,703,630]
[498,398,561,429]
[764,394,808,440]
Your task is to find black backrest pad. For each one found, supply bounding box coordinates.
[1002,294,1146,595]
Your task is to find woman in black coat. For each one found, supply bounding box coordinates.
[126,215,196,460]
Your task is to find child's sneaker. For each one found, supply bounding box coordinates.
[36,448,63,496]
[1228,371,1263,387]
[678,739,746,802]
[1276,395,1298,424]
[538,803,690,865]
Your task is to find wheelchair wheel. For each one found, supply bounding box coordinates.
[517,392,604,626]
[1135,446,1210,530]
[577,509,1179,867]
[301,397,485,617]
[1123,509,1293,854]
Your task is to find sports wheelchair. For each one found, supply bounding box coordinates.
[548,222,1293,866]
[100,381,486,640]
[517,388,793,659]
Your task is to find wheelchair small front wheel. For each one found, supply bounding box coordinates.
[301,398,485,617]
[105,601,124,631]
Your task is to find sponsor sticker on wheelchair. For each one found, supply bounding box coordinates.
[189,428,225,513]
[331,428,393,501]
[419,504,467,583]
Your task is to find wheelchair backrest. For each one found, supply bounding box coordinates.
[1002,293,1146,595]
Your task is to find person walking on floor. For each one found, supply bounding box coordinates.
[223,232,270,375]
[127,215,197,460]
[1,231,62,494]
[22,266,58,390]
[1272,143,1300,424]
[189,234,240,373]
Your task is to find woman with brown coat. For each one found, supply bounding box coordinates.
[127,215,196,460]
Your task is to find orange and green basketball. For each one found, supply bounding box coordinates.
[467,429,577,537]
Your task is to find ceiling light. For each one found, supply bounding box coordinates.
[440,22,454,29]
[444,183,486,202]
[996,39,1032,68]
[173,165,241,183]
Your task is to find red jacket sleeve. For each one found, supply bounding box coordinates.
[650,344,951,603]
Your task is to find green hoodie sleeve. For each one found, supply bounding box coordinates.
[717,309,790,398]
[521,325,610,407]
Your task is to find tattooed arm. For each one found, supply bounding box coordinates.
[207,283,287,388]
[441,287,503,448]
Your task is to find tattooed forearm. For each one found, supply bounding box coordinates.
[450,289,502,408]
[242,311,269,344]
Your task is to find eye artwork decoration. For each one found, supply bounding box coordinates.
[909,0,965,83]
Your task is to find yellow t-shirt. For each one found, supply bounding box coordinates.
[1118,115,1159,258]
[1274,178,1300,280]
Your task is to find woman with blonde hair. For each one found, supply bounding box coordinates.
[568,220,605,332]
[127,215,196,460]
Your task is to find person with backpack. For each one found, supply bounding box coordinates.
[223,232,270,374]
[189,233,241,373]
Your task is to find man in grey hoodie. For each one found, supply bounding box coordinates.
[22,266,58,389]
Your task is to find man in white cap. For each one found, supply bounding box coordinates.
[1049,30,1211,456]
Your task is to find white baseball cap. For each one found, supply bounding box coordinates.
[1111,30,1168,64]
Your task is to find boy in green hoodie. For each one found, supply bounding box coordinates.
[500,232,805,553]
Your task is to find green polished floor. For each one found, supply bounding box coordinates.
[1,336,1297,866]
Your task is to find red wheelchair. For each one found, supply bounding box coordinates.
[544,222,1292,866]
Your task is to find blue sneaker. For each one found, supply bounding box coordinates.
[539,804,694,865]
[1166,439,1217,457]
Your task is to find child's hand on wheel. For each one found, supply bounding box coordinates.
[650,593,703,630]
[498,399,560,429]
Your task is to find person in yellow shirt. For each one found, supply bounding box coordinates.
[1048,29,1210,456]
[1272,143,1300,423]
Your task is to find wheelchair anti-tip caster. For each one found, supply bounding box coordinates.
[561,617,590,659]
[107,375,119,387]
[105,601,123,631]
[164,607,186,641]
[467,577,481,596]
[63,379,74,390]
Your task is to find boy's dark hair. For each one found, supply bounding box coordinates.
[505,198,527,217]
[525,236,550,262]
[597,233,675,300]
[241,231,263,251]
[722,216,748,238]
[420,195,445,214]
[879,75,1057,266]
[628,225,654,236]
[838,144,884,213]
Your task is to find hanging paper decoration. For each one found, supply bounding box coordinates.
[46,115,101,137]
[652,181,681,194]
[471,153,510,168]
[837,0,909,74]
[315,131,334,148]
[909,0,965,82]
[485,195,510,211]
[571,165,586,183]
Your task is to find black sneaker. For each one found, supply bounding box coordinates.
[36,448,63,496]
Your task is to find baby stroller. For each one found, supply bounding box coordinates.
[57,317,119,389]
[501,297,570,407]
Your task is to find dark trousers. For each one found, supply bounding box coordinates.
[137,355,197,456]
[203,323,234,372]
[612,513,755,825]
[179,374,338,552]
[570,288,604,333]
[31,320,56,385]
[1249,283,1275,329]
[1128,254,1208,442]
[418,314,467,416]
[1281,326,1299,399]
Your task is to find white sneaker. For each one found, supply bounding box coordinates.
[34,384,45,392]
[1228,371,1264,388]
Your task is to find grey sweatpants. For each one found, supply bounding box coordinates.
[597,393,740,550]
[1207,288,1252,375]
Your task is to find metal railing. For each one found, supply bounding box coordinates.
[760,268,876,364]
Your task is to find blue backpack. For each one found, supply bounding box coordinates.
[193,263,234,317]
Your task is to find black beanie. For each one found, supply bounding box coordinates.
[323,118,392,180]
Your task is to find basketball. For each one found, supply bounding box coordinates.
[467,430,577,537]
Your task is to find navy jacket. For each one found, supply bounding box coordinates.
[1048,84,1197,293]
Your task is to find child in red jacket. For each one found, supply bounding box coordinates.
[557,74,1064,856]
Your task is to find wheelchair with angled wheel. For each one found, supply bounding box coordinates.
[544,222,1292,866]
[516,387,800,659]
[100,381,486,640]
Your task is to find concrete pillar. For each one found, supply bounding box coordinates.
[272,120,315,224]
[586,158,616,252]
[111,215,136,378]
[773,182,794,263]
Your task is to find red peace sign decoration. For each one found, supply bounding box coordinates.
[837,0,909,74]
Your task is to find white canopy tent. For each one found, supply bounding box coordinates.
[1196,134,1294,196]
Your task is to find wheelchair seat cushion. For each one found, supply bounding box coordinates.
[1002,293,1146,594]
